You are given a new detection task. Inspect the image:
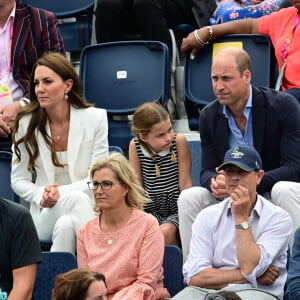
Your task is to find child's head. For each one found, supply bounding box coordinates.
[132,102,174,153]
[132,102,170,137]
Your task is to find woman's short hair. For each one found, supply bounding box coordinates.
[52,268,106,300]
[90,152,149,213]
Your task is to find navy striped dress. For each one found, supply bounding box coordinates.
[134,134,180,229]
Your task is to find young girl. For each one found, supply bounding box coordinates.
[129,102,192,245]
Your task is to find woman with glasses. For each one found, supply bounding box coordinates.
[11,53,109,254]
[77,152,170,300]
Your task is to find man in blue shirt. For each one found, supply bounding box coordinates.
[178,47,300,262]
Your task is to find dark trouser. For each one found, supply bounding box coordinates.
[0,135,12,151]
[284,88,300,104]
[95,0,197,50]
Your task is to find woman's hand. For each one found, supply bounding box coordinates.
[181,30,205,59]
[41,183,60,208]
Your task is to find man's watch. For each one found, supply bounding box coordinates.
[235,222,251,230]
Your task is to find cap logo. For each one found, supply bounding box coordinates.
[231,148,244,160]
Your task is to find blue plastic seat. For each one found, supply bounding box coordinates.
[163,245,184,297]
[80,41,170,150]
[188,140,202,186]
[0,151,19,203]
[20,0,94,51]
[109,145,124,155]
[33,251,77,300]
[184,34,276,131]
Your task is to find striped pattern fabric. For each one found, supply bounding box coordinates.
[11,2,65,98]
[134,135,180,228]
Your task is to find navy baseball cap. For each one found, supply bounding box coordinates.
[217,146,262,171]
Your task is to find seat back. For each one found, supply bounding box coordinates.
[109,145,124,155]
[33,252,77,300]
[0,151,19,203]
[163,245,184,297]
[188,140,202,186]
[80,41,170,150]
[184,34,276,131]
[21,0,94,51]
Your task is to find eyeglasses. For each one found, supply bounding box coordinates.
[87,181,113,190]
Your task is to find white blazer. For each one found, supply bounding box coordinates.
[11,106,108,213]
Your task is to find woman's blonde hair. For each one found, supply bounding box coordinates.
[90,152,149,213]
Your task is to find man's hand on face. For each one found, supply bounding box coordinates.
[211,168,230,199]
[230,185,252,221]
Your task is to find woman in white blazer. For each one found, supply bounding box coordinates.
[11,53,109,253]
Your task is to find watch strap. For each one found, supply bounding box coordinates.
[235,222,250,229]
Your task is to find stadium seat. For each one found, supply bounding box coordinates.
[33,251,77,300]
[80,40,170,150]
[188,140,202,186]
[184,34,276,131]
[0,151,19,203]
[20,0,94,52]
[163,245,184,297]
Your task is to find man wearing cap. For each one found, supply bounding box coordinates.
[178,146,292,300]
[178,47,300,262]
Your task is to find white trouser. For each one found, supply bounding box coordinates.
[32,190,95,254]
[178,187,219,263]
[178,182,300,262]
[271,181,300,248]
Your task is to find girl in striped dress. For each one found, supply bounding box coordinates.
[129,102,192,245]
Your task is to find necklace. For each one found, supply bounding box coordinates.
[107,239,113,245]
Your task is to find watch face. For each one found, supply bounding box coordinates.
[236,222,250,229]
[241,222,250,229]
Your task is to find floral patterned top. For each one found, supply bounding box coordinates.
[210,0,284,24]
